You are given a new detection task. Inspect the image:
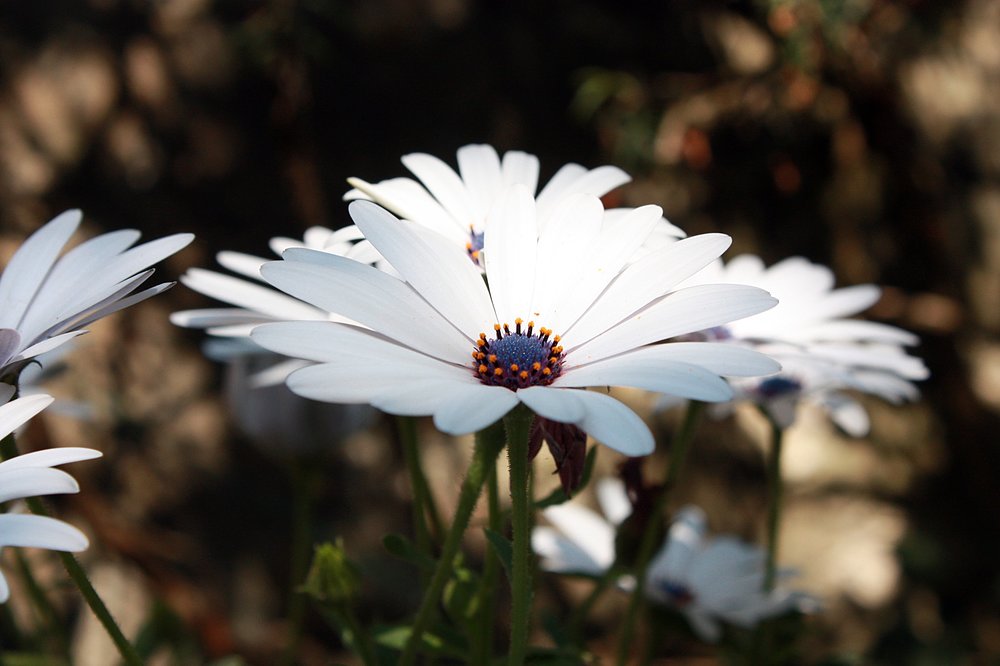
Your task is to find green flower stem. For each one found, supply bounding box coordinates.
[1,433,143,666]
[398,416,444,553]
[763,417,784,592]
[471,460,502,664]
[616,401,704,666]
[281,460,317,666]
[398,421,506,666]
[504,405,534,666]
[568,563,621,642]
[15,548,67,654]
[319,605,378,666]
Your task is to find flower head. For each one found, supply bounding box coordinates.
[532,479,818,642]
[0,387,101,602]
[0,210,193,384]
[251,190,779,455]
[171,225,376,385]
[679,255,929,435]
[344,144,685,268]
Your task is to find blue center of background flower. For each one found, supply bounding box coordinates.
[465,227,485,264]
[472,320,564,389]
[658,579,695,607]
[757,375,803,399]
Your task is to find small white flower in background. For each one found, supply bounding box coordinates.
[251,190,780,456]
[675,255,929,436]
[532,479,818,642]
[344,144,686,268]
[0,210,193,384]
[171,226,381,386]
[0,385,101,602]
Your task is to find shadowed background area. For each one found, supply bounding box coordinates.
[1,0,998,663]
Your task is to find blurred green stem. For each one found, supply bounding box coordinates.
[1,432,143,666]
[398,421,505,666]
[281,460,317,666]
[504,405,534,666]
[615,401,704,666]
[398,416,444,556]
[471,458,502,663]
[763,417,784,591]
[15,548,67,655]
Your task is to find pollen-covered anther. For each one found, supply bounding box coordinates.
[471,319,565,390]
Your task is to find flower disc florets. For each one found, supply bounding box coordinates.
[658,580,695,607]
[465,226,486,265]
[473,318,564,390]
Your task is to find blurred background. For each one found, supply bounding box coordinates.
[1,0,998,663]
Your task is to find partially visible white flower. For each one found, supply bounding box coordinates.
[344,144,686,267]
[533,479,818,642]
[677,255,929,435]
[0,210,193,383]
[252,193,780,456]
[171,226,381,385]
[0,390,101,602]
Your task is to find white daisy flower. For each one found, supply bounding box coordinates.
[0,210,193,384]
[344,143,686,267]
[250,191,780,456]
[533,479,818,642]
[0,387,101,602]
[170,225,384,386]
[677,255,929,435]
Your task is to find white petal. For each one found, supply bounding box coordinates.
[0,329,21,366]
[818,393,870,437]
[520,388,657,455]
[532,525,607,576]
[0,394,53,440]
[0,447,101,471]
[530,194,604,318]
[401,152,477,226]
[0,570,8,602]
[260,251,470,364]
[557,354,733,402]
[0,514,88,551]
[0,210,80,329]
[501,151,540,194]
[584,342,781,378]
[540,503,617,571]
[547,205,663,335]
[457,144,503,221]
[14,331,86,363]
[570,284,778,365]
[431,383,519,434]
[658,505,708,580]
[484,185,537,325]
[566,234,732,345]
[170,308,272,329]
[349,200,496,338]
[181,269,324,320]
[62,282,176,333]
[595,478,632,526]
[216,251,268,281]
[345,177,467,241]
[536,165,630,222]
[516,385,586,422]
[684,609,722,643]
[783,320,918,346]
[0,467,80,503]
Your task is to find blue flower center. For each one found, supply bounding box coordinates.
[757,375,803,399]
[658,579,695,607]
[473,319,564,390]
[465,227,485,265]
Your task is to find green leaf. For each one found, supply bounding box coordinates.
[534,447,599,509]
[382,533,436,572]
[374,624,468,660]
[483,528,513,581]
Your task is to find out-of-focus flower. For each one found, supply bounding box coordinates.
[344,143,685,268]
[171,226,379,386]
[0,388,101,602]
[533,479,818,642]
[172,229,375,450]
[677,255,929,435]
[0,210,193,385]
[252,193,778,455]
